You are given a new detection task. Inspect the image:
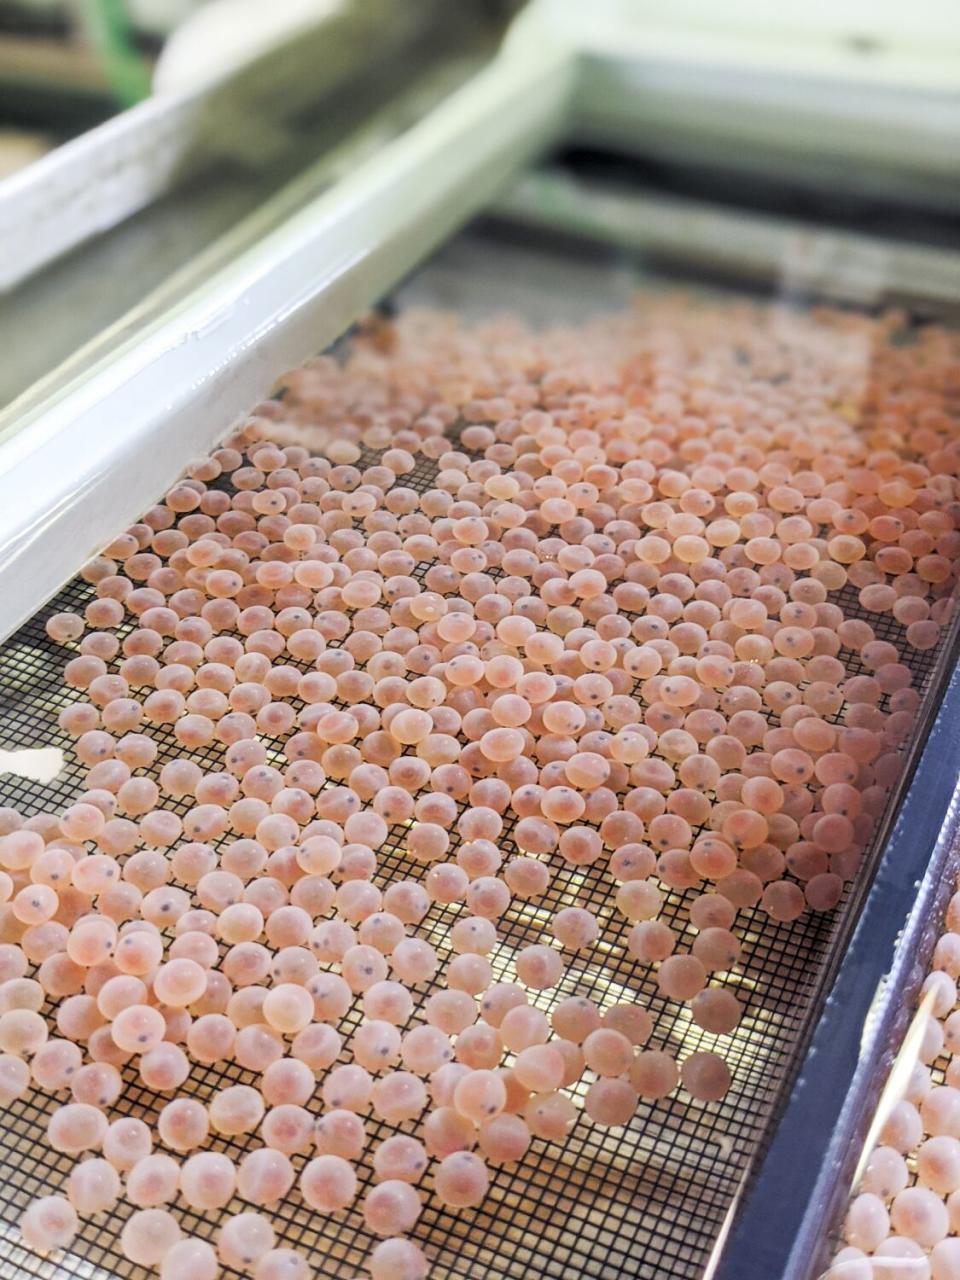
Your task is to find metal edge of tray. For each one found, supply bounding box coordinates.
[574,50,960,203]
[491,167,960,312]
[711,628,960,1280]
[0,34,576,643]
[509,0,960,207]
[0,0,448,291]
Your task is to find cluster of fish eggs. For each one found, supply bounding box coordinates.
[1,297,959,1279]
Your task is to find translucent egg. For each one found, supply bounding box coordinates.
[20,1195,79,1253]
[120,1208,182,1266]
[362,1181,423,1236]
[68,1157,121,1214]
[368,1237,429,1280]
[179,1152,236,1210]
[300,1156,358,1213]
[160,1238,219,1280]
[218,1212,276,1269]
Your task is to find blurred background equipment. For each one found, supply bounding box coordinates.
[0,0,191,176]
[0,0,158,135]
[0,0,483,170]
[0,0,518,406]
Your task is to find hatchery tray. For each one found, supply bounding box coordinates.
[3,4,960,1271]
[0,224,959,1280]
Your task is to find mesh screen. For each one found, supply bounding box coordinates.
[0,341,951,1280]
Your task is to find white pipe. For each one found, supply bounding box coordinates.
[0,35,576,641]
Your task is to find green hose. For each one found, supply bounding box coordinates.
[81,0,153,108]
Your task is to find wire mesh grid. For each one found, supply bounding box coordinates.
[0,368,952,1280]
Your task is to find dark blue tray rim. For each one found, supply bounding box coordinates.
[712,620,960,1280]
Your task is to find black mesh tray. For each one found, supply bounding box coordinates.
[0,235,957,1280]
